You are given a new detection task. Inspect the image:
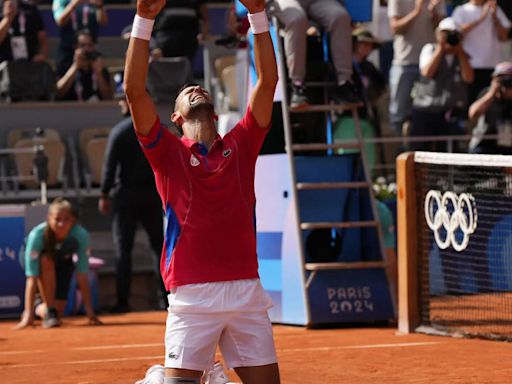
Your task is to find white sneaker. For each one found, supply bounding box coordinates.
[135,364,165,384]
[203,361,230,384]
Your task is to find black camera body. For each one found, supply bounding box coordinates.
[499,76,512,88]
[445,31,461,46]
[85,51,99,61]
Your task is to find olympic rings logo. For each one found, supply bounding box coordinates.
[424,190,478,252]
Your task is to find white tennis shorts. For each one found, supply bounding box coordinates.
[164,278,278,371]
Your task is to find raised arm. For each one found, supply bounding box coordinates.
[390,0,423,34]
[242,0,278,128]
[0,0,16,45]
[53,0,82,27]
[124,0,165,136]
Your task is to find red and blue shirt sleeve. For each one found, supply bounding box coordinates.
[227,106,270,160]
[136,117,183,172]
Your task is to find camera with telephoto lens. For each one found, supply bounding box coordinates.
[85,50,99,61]
[445,31,461,46]
[499,77,512,89]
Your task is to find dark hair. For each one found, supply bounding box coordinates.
[43,198,77,259]
[74,28,96,45]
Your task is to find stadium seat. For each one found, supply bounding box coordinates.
[85,137,108,187]
[13,138,66,188]
[7,128,60,149]
[78,127,111,166]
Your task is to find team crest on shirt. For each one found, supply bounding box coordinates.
[30,250,39,260]
[223,149,232,157]
[190,154,200,167]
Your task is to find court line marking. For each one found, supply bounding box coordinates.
[2,341,441,368]
[277,341,441,352]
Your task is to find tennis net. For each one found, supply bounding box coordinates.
[398,152,512,341]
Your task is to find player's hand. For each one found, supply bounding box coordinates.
[238,0,265,14]
[136,0,166,20]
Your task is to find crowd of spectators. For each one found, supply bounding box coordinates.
[2,0,512,155]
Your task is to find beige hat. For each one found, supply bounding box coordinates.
[352,28,381,48]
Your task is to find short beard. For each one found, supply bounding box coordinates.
[188,100,215,116]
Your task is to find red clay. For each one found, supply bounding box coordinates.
[1,311,511,383]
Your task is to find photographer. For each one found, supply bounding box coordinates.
[52,0,107,76]
[0,0,48,63]
[469,61,512,155]
[56,29,112,101]
[409,17,474,151]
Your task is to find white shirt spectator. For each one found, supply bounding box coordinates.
[452,2,511,69]
[419,43,455,71]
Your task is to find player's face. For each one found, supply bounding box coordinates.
[48,208,75,240]
[177,85,213,116]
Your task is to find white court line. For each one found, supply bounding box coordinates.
[7,355,163,369]
[73,343,162,351]
[276,341,441,353]
[1,350,45,355]
[2,342,441,369]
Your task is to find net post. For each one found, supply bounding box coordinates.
[397,152,420,333]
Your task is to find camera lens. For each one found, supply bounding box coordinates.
[446,31,460,46]
[499,77,512,88]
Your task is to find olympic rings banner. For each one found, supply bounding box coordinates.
[424,190,478,252]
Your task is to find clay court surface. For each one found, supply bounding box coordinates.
[1,311,511,384]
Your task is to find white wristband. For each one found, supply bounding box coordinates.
[131,15,154,41]
[248,11,269,34]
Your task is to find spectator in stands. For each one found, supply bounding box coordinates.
[409,17,474,151]
[52,0,107,76]
[56,29,112,101]
[14,198,101,329]
[0,0,48,63]
[469,61,512,154]
[98,73,167,313]
[351,28,387,120]
[270,0,359,108]
[150,0,209,63]
[388,0,446,136]
[452,0,511,104]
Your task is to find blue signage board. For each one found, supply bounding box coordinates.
[0,207,26,318]
[308,269,395,324]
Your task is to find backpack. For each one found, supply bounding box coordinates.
[0,60,57,102]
